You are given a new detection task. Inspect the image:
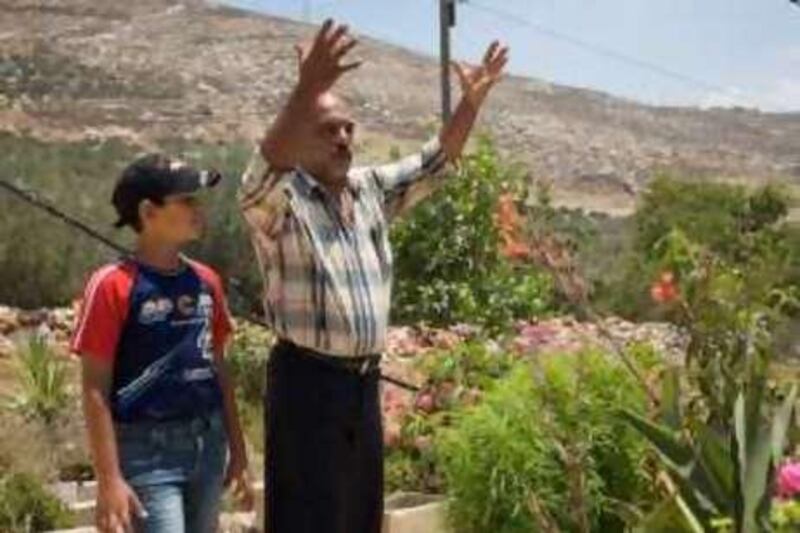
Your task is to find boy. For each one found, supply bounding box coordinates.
[71,154,252,533]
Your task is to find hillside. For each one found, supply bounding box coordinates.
[1,0,800,214]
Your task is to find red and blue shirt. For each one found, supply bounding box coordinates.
[70,257,234,423]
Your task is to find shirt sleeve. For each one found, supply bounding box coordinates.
[70,267,127,363]
[208,273,235,352]
[238,146,291,238]
[188,261,236,353]
[358,137,450,221]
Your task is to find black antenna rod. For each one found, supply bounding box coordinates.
[0,176,421,392]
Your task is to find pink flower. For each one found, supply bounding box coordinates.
[414,391,436,414]
[776,461,800,499]
[384,425,401,448]
[463,388,482,405]
[413,435,433,453]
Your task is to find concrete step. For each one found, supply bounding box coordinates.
[48,484,449,533]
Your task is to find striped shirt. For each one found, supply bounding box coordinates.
[238,138,449,357]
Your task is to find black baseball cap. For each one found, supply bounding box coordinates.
[111,153,222,229]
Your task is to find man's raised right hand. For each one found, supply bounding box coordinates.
[294,19,361,95]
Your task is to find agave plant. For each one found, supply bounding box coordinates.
[621,365,797,532]
[11,335,69,423]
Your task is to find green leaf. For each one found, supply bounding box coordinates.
[733,391,774,533]
[634,494,705,533]
[660,367,683,430]
[619,409,694,474]
[693,425,735,513]
[771,385,798,464]
[621,409,722,521]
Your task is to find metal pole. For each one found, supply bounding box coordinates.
[439,0,454,123]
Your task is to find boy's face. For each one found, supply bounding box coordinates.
[139,193,205,244]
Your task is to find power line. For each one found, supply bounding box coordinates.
[462,0,753,106]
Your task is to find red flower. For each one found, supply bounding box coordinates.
[495,193,530,260]
[650,271,679,304]
[500,239,531,260]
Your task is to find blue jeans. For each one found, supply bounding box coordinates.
[115,410,228,533]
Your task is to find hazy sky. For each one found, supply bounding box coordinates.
[224,0,800,112]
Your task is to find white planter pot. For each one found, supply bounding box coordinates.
[382,492,449,533]
[48,485,450,533]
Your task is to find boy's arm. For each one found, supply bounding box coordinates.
[72,267,145,530]
[214,350,254,510]
[203,269,253,509]
[82,358,121,483]
[82,356,145,531]
[260,19,360,171]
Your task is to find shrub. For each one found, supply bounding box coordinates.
[597,176,797,319]
[607,176,800,530]
[11,336,69,423]
[224,321,274,452]
[0,471,73,532]
[384,339,516,494]
[226,324,271,404]
[0,133,136,308]
[771,499,800,532]
[390,137,554,334]
[436,351,655,533]
[0,133,263,312]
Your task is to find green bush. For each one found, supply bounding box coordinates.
[224,322,274,453]
[225,323,272,407]
[597,176,797,319]
[635,176,789,260]
[0,133,262,312]
[0,472,73,532]
[384,339,517,494]
[0,133,136,307]
[391,137,554,334]
[771,500,800,532]
[11,336,69,423]
[436,351,655,533]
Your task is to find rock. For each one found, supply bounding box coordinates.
[0,335,15,358]
[0,306,19,335]
[17,309,48,328]
[511,316,687,364]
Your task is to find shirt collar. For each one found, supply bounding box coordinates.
[294,167,362,200]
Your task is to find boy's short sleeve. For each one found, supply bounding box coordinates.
[70,264,131,363]
[188,260,235,352]
[209,274,234,351]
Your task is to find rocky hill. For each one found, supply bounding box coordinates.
[2,0,800,214]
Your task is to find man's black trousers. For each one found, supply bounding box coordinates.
[265,340,383,533]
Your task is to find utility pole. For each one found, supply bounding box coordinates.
[439,0,456,123]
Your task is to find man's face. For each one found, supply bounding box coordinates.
[299,93,356,186]
[139,193,205,244]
